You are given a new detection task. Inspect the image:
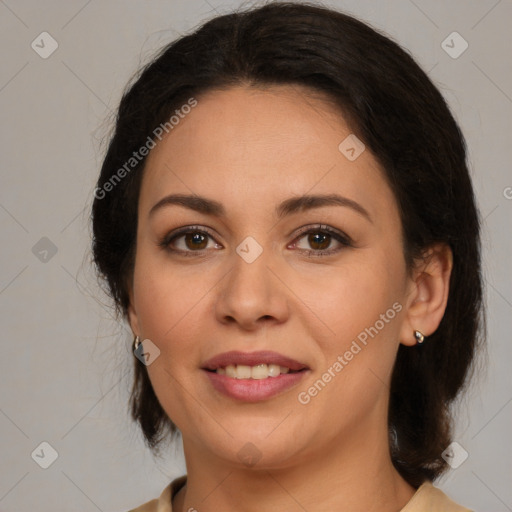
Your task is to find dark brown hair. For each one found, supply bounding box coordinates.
[92,2,484,488]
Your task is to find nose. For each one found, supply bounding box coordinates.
[214,246,290,331]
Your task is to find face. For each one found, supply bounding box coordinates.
[128,85,417,469]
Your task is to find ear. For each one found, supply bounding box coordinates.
[127,285,141,338]
[399,243,453,346]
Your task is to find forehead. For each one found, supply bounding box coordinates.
[140,85,396,222]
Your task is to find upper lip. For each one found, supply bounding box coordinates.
[202,351,309,371]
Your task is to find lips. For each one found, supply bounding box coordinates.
[202,350,309,372]
[201,350,310,402]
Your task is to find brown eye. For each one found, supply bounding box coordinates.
[307,232,332,251]
[183,232,209,250]
[159,226,221,255]
[291,225,352,256]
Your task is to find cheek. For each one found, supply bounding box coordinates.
[298,256,404,343]
[295,266,403,428]
[132,257,212,429]
[132,247,211,344]
[295,257,405,416]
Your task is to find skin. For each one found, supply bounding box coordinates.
[128,85,453,512]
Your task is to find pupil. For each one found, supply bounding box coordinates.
[309,232,330,250]
[186,232,207,250]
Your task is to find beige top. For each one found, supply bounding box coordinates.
[128,475,473,512]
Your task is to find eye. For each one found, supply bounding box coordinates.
[159,225,221,255]
[290,224,352,256]
[159,223,352,258]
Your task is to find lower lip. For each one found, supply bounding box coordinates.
[203,369,308,402]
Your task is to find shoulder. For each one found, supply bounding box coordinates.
[127,496,160,512]
[401,481,473,512]
[126,474,186,512]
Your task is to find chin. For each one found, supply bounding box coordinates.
[196,421,312,470]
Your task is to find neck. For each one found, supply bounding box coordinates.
[173,419,415,512]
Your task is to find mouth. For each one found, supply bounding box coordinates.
[201,350,310,401]
[204,363,305,379]
[202,350,309,374]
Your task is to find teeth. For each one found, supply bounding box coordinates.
[236,364,252,379]
[218,364,293,379]
[251,364,268,380]
[225,365,237,378]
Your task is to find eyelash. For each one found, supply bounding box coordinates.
[158,224,353,258]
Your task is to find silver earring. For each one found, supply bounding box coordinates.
[414,330,425,344]
[133,335,141,351]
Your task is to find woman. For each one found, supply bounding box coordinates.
[92,3,483,511]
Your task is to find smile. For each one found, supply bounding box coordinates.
[210,363,297,379]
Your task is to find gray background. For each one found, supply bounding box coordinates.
[0,0,510,510]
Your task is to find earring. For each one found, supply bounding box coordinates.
[414,330,425,344]
[133,335,141,351]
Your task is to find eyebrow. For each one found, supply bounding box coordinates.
[149,193,372,223]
